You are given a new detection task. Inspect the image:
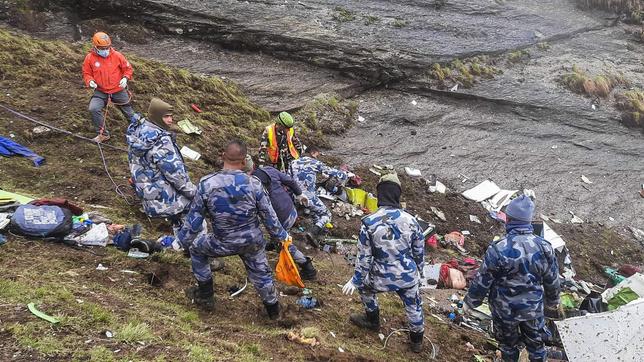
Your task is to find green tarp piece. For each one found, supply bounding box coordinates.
[0,190,35,204]
[607,287,639,310]
[27,302,59,324]
[177,119,202,135]
[561,293,577,309]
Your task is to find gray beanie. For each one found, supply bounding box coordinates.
[505,195,535,222]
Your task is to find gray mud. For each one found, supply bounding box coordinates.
[3,0,643,231]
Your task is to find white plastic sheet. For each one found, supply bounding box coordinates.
[73,223,109,247]
[542,222,566,251]
[555,298,644,361]
[462,180,501,202]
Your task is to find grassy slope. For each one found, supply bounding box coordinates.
[0,28,491,361]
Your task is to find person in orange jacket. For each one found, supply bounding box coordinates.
[82,32,135,143]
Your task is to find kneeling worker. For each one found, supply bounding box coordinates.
[342,173,426,353]
[179,140,289,319]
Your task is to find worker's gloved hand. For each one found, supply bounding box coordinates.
[89,80,97,90]
[296,194,309,207]
[544,304,565,320]
[119,77,128,89]
[342,278,356,295]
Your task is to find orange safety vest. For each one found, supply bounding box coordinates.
[266,124,299,164]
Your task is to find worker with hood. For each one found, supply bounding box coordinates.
[463,195,561,362]
[82,32,135,143]
[252,164,317,280]
[342,173,426,353]
[126,98,196,242]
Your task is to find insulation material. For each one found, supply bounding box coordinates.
[462,180,501,202]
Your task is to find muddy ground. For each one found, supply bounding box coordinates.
[0,0,643,360]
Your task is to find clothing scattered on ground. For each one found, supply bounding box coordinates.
[0,136,45,167]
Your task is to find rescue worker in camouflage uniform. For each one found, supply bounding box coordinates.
[464,195,561,362]
[179,140,289,319]
[289,146,346,247]
[252,164,317,279]
[126,98,195,224]
[342,173,426,353]
[258,112,304,172]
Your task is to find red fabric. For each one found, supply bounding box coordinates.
[618,264,641,278]
[82,49,133,94]
[426,234,438,248]
[30,198,83,216]
[439,264,450,288]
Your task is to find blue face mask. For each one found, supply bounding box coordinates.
[96,48,110,58]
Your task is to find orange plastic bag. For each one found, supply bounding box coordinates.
[275,237,305,288]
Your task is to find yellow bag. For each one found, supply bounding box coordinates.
[275,237,305,288]
[347,188,367,207]
[365,194,378,213]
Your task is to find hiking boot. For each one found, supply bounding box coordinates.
[210,258,225,272]
[409,331,423,353]
[349,308,380,331]
[92,133,111,143]
[185,279,214,311]
[264,301,280,320]
[298,257,317,280]
[305,225,323,248]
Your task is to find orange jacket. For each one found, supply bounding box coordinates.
[82,48,133,94]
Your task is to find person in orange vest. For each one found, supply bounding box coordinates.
[82,32,135,143]
[258,112,304,172]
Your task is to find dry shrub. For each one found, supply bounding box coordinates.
[560,65,629,98]
[576,0,643,23]
[615,90,644,128]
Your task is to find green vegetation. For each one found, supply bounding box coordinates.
[537,42,551,51]
[187,344,215,362]
[429,56,502,88]
[576,0,642,23]
[559,64,629,98]
[507,49,530,64]
[295,93,358,147]
[116,322,155,343]
[392,18,409,28]
[333,6,356,22]
[363,15,380,25]
[615,89,644,128]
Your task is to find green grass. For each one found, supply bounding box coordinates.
[428,56,501,88]
[615,89,644,128]
[363,15,380,25]
[507,49,530,64]
[333,6,356,22]
[8,322,66,356]
[87,346,117,362]
[116,322,155,343]
[560,64,629,98]
[392,19,409,28]
[576,0,642,24]
[187,344,215,362]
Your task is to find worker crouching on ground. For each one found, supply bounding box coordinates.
[463,195,561,362]
[126,98,196,236]
[82,32,135,143]
[342,174,426,353]
[252,163,317,280]
[289,146,346,247]
[179,140,290,319]
[258,111,304,172]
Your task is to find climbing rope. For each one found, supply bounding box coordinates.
[96,90,135,205]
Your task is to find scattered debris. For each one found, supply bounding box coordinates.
[190,103,202,113]
[296,296,320,309]
[177,119,202,135]
[581,175,593,184]
[180,146,201,161]
[96,264,108,271]
[410,100,417,106]
[229,278,248,298]
[127,248,150,259]
[469,215,481,224]
[404,167,422,177]
[462,180,501,203]
[27,303,59,324]
[105,331,114,338]
[430,207,447,222]
[286,331,318,347]
[569,211,584,224]
[32,125,51,134]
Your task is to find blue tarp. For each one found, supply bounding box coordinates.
[0,136,45,167]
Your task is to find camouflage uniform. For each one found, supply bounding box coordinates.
[352,206,425,333]
[126,116,195,218]
[289,156,345,228]
[464,222,560,362]
[178,169,287,304]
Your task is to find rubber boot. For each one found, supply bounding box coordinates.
[305,225,322,248]
[185,279,214,311]
[409,331,423,353]
[298,257,317,280]
[349,308,380,331]
[264,301,280,320]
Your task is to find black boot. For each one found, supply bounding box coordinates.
[305,225,322,248]
[409,331,423,353]
[185,279,214,311]
[264,301,280,320]
[349,308,380,331]
[298,257,317,280]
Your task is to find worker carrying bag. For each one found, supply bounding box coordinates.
[9,204,73,238]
